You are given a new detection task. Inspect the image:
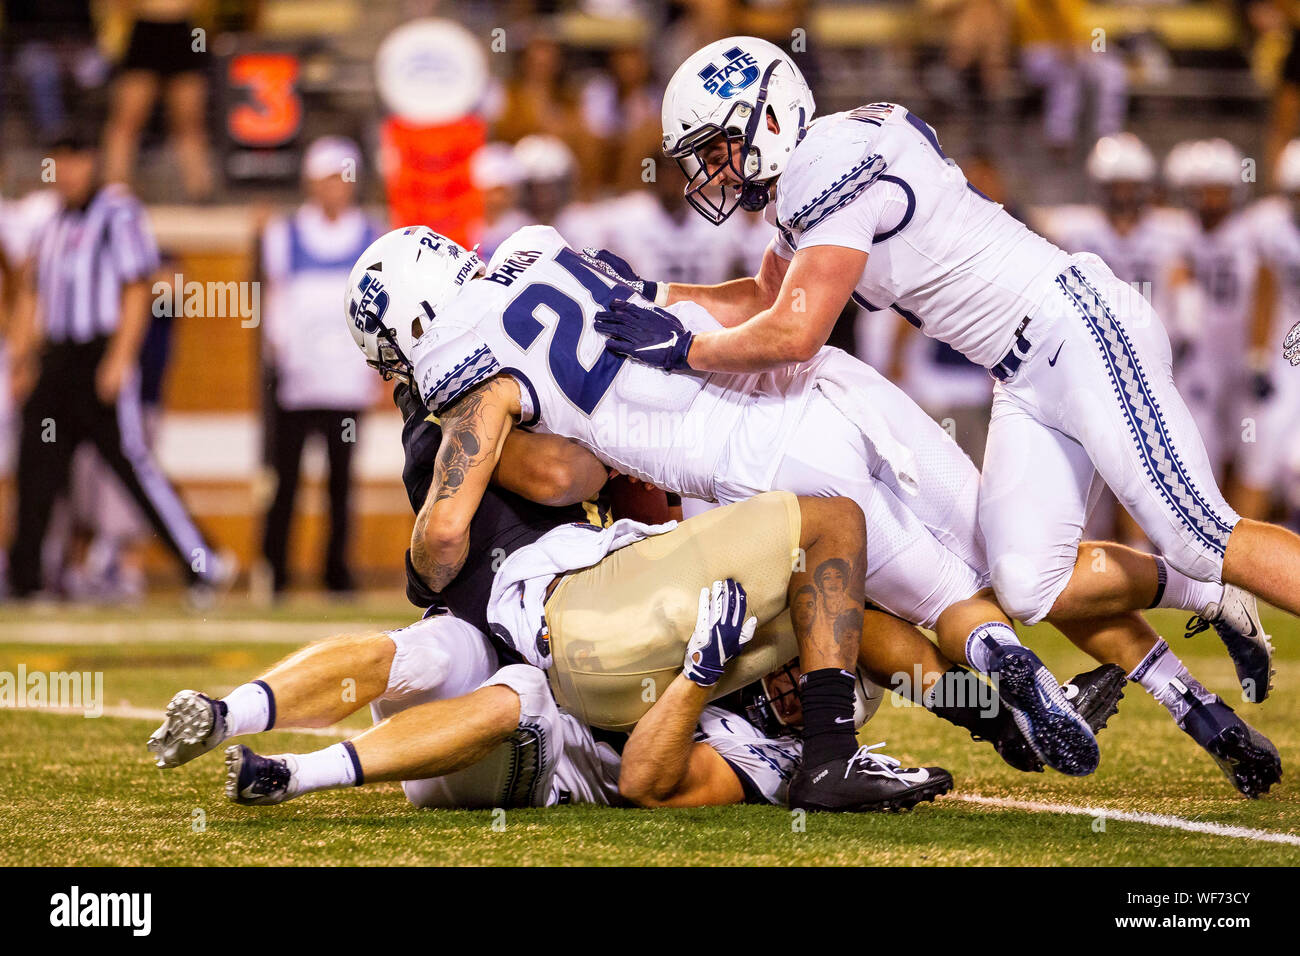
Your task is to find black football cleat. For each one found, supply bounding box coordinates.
[224,745,297,806]
[1184,586,1275,703]
[989,644,1100,777]
[788,743,953,812]
[1178,692,1282,799]
[1062,663,1127,734]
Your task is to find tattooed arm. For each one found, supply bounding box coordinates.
[410,376,521,592]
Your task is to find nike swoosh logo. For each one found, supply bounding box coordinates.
[834,716,855,724]
[642,332,677,352]
[1047,342,1065,366]
[861,767,931,784]
[1238,602,1258,638]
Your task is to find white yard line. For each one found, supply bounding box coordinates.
[947,793,1300,847]
[0,620,396,645]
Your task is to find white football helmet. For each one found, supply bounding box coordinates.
[1277,139,1300,193]
[1086,133,1156,184]
[345,225,485,384]
[661,36,814,224]
[1163,139,1200,190]
[1181,138,1245,188]
[513,134,577,184]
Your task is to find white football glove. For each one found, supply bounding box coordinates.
[682,579,758,687]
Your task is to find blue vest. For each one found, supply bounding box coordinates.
[285,212,382,274]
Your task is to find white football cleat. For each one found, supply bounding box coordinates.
[147,690,228,768]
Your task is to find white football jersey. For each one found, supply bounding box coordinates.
[770,103,1071,368]
[1176,210,1259,348]
[695,705,801,806]
[411,224,816,501]
[1249,198,1300,343]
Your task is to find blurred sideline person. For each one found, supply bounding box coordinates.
[5,131,228,600]
[1236,139,1300,521]
[259,137,383,597]
[1014,0,1127,154]
[514,134,605,251]
[601,168,748,289]
[1164,139,1265,483]
[471,143,529,262]
[101,0,214,200]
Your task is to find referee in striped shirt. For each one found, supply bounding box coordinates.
[6,130,225,599]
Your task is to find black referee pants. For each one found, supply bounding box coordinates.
[261,406,359,593]
[9,339,216,596]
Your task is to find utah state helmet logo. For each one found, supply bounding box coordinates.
[351,272,390,334]
[699,46,760,99]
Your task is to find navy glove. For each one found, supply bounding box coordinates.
[594,298,694,371]
[581,247,662,305]
[683,579,758,687]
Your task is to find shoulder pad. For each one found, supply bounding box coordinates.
[777,111,888,233]
[411,324,501,415]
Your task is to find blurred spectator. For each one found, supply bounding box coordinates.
[580,42,663,194]
[102,0,215,201]
[1015,0,1127,155]
[259,137,384,598]
[940,0,1012,143]
[471,143,530,261]
[1257,1,1300,174]
[3,0,110,146]
[492,25,584,152]
[514,133,606,249]
[5,130,226,600]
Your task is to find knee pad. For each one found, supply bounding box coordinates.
[989,551,1071,625]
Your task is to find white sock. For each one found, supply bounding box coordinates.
[964,622,1022,675]
[1129,639,1216,725]
[287,742,361,797]
[1151,557,1223,616]
[222,681,274,737]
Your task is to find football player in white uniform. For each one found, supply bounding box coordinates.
[1162,139,1265,481]
[592,38,1286,732]
[1236,140,1300,521]
[347,221,1119,785]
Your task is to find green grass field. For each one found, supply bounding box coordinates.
[1,597,1298,866]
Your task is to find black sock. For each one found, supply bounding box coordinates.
[799,668,858,767]
[922,665,1000,737]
